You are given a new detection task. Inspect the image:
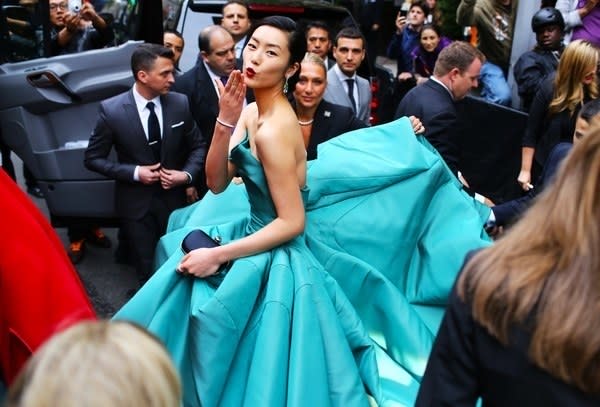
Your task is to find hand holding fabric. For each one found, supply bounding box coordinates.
[409,115,425,134]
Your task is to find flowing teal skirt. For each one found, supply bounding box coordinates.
[116,118,491,406]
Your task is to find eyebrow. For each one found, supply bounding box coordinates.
[249,37,282,50]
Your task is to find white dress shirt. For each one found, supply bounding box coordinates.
[332,64,359,111]
[132,84,163,181]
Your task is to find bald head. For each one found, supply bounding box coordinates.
[198,25,236,77]
[198,25,233,53]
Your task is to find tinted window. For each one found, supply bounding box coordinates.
[0,0,144,63]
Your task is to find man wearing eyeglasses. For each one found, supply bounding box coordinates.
[49,0,114,56]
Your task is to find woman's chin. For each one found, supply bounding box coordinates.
[244,76,260,88]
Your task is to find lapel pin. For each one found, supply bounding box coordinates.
[324,110,331,117]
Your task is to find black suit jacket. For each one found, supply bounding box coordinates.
[359,0,384,30]
[416,261,600,406]
[395,79,461,176]
[172,61,253,196]
[492,142,571,226]
[84,90,205,220]
[304,100,367,160]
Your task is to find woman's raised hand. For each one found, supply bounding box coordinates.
[216,70,246,127]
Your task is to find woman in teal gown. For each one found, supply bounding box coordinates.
[115,17,491,406]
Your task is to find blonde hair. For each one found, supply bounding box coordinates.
[6,321,181,407]
[302,52,327,76]
[458,117,600,394]
[549,40,599,116]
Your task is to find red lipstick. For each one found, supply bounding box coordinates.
[246,68,256,78]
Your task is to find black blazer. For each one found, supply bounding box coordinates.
[416,262,600,406]
[395,79,461,176]
[84,90,205,220]
[523,73,583,173]
[305,100,367,160]
[172,61,253,196]
[492,142,571,226]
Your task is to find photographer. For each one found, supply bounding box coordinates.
[49,0,114,56]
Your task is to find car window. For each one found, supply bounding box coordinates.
[0,0,144,63]
[178,0,368,77]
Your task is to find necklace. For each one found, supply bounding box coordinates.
[298,118,314,126]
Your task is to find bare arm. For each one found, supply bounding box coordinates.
[517,146,535,191]
[179,116,305,278]
[205,70,246,193]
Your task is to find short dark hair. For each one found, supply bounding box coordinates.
[130,44,174,80]
[305,21,332,41]
[198,25,231,53]
[579,98,600,122]
[222,0,248,14]
[410,0,430,16]
[433,41,485,77]
[164,29,184,44]
[333,27,365,49]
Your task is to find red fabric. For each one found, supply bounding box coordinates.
[0,170,96,384]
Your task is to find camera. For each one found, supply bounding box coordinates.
[68,0,82,14]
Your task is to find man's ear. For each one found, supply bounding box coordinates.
[137,70,147,83]
[200,51,208,62]
[449,67,460,81]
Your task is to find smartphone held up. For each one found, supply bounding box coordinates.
[68,0,82,14]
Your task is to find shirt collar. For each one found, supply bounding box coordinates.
[333,63,357,82]
[132,83,161,113]
[203,60,224,85]
[430,76,454,100]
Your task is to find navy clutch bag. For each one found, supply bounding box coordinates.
[181,230,231,284]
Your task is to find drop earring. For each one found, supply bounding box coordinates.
[283,76,289,94]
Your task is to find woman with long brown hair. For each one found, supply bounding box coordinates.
[518,39,598,190]
[416,120,600,405]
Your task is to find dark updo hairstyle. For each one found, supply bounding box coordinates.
[420,23,442,40]
[249,15,307,97]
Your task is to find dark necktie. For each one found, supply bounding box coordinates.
[346,78,357,113]
[146,101,161,162]
[220,76,228,86]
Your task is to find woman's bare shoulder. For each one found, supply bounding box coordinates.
[256,113,299,143]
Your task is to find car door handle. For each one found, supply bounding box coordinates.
[27,70,81,102]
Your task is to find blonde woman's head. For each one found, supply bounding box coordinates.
[294,52,328,110]
[6,321,181,407]
[551,40,599,115]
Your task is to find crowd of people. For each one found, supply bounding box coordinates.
[2,0,600,406]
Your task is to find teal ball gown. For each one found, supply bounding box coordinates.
[115,117,491,406]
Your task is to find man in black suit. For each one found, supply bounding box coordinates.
[172,25,240,201]
[358,0,384,72]
[305,21,336,70]
[84,44,204,284]
[395,41,484,178]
